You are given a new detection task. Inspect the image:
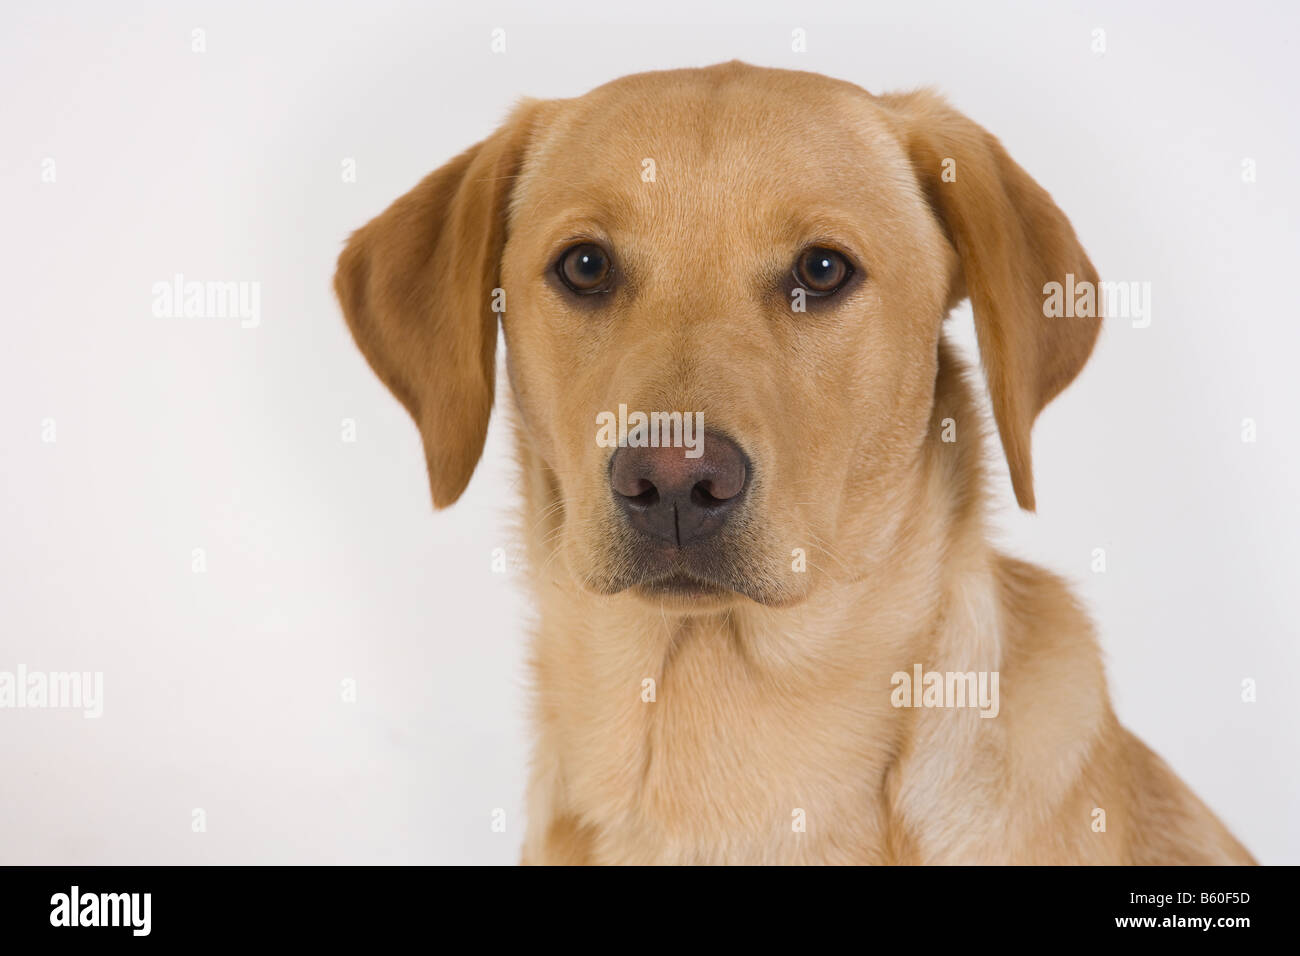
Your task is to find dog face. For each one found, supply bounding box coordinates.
[336,62,1100,609]
[499,69,957,609]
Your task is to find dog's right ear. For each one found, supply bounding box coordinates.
[334,100,543,509]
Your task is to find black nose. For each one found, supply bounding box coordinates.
[610,430,749,547]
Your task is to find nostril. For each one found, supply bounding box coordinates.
[624,481,659,507]
[611,447,658,502]
[693,464,746,504]
[690,481,727,508]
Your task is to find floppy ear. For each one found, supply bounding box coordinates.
[334,100,541,508]
[882,90,1102,511]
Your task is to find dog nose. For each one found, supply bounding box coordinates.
[610,431,748,547]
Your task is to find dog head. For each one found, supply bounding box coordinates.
[335,62,1100,609]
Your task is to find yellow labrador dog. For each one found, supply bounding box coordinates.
[335,62,1255,865]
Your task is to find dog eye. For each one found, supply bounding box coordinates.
[556,242,614,294]
[793,247,853,295]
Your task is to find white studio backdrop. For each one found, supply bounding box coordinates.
[1,0,1296,864]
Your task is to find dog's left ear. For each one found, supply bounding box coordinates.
[334,99,544,509]
[881,90,1102,511]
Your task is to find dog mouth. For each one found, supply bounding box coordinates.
[619,535,744,602]
[607,557,796,609]
[634,570,729,599]
[586,521,795,608]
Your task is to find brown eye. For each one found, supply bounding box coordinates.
[556,242,613,293]
[793,247,853,295]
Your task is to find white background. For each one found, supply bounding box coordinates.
[1,0,1296,864]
